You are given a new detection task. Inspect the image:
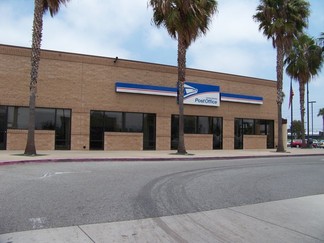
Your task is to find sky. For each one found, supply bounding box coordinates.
[0,0,323,132]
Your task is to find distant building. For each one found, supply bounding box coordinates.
[0,44,278,151]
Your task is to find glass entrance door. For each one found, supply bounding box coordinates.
[234,118,243,149]
[213,117,223,149]
[0,106,7,150]
[143,114,156,150]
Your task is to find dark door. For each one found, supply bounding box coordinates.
[143,114,156,150]
[234,118,243,149]
[266,120,275,149]
[90,111,105,150]
[0,106,7,150]
[213,117,223,149]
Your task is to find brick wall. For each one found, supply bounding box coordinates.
[184,134,213,150]
[243,135,267,149]
[105,132,143,150]
[0,44,278,151]
[7,129,55,150]
[156,114,171,150]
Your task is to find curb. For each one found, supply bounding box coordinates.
[1,153,324,166]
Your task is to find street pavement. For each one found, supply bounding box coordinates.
[1,148,324,242]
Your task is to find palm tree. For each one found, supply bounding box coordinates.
[253,0,310,152]
[25,0,70,155]
[319,32,324,47]
[148,0,217,154]
[318,108,324,134]
[285,33,323,147]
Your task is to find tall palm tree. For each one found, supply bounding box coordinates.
[285,33,323,147]
[148,0,217,154]
[319,32,324,47]
[25,0,70,155]
[317,108,324,134]
[253,0,310,152]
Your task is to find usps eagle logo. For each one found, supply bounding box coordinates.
[184,84,198,98]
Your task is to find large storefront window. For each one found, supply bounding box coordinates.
[3,106,71,150]
[124,113,143,132]
[105,112,122,132]
[171,115,223,150]
[35,108,55,130]
[90,111,156,150]
[198,116,212,134]
[7,107,29,129]
[243,119,254,135]
[184,116,197,134]
[234,118,274,149]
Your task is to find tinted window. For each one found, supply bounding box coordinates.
[213,117,223,149]
[55,109,71,150]
[184,116,196,133]
[234,118,243,149]
[198,116,211,134]
[90,111,104,150]
[105,112,122,132]
[35,108,55,130]
[171,115,223,150]
[243,119,254,135]
[7,106,71,150]
[89,111,151,150]
[124,113,143,132]
[143,114,156,150]
[257,119,266,135]
[7,107,29,129]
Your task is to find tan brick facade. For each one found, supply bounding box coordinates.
[184,134,213,150]
[0,44,278,151]
[7,129,55,150]
[243,135,267,149]
[105,132,143,151]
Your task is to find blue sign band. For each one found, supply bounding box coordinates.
[221,93,263,104]
[115,82,263,105]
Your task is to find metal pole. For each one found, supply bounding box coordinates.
[291,91,293,147]
[290,96,294,148]
[309,101,316,141]
[312,102,314,139]
[290,78,294,147]
[307,82,310,147]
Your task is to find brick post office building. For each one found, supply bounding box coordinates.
[0,44,278,151]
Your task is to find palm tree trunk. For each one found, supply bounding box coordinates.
[299,81,306,147]
[177,36,187,154]
[276,46,285,152]
[24,0,44,155]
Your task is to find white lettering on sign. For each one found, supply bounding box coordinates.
[194,97,218,105]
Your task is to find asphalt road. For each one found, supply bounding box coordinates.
[1,156,324,234]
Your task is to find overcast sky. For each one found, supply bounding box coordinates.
[0,0,323,132]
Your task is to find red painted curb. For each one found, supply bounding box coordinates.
[1,153,324,166]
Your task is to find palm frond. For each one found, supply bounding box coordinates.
[43,0,70,17]
[149,0,217,47]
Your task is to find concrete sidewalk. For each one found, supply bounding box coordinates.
[1,194,323,243]
[1,148,324,165]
